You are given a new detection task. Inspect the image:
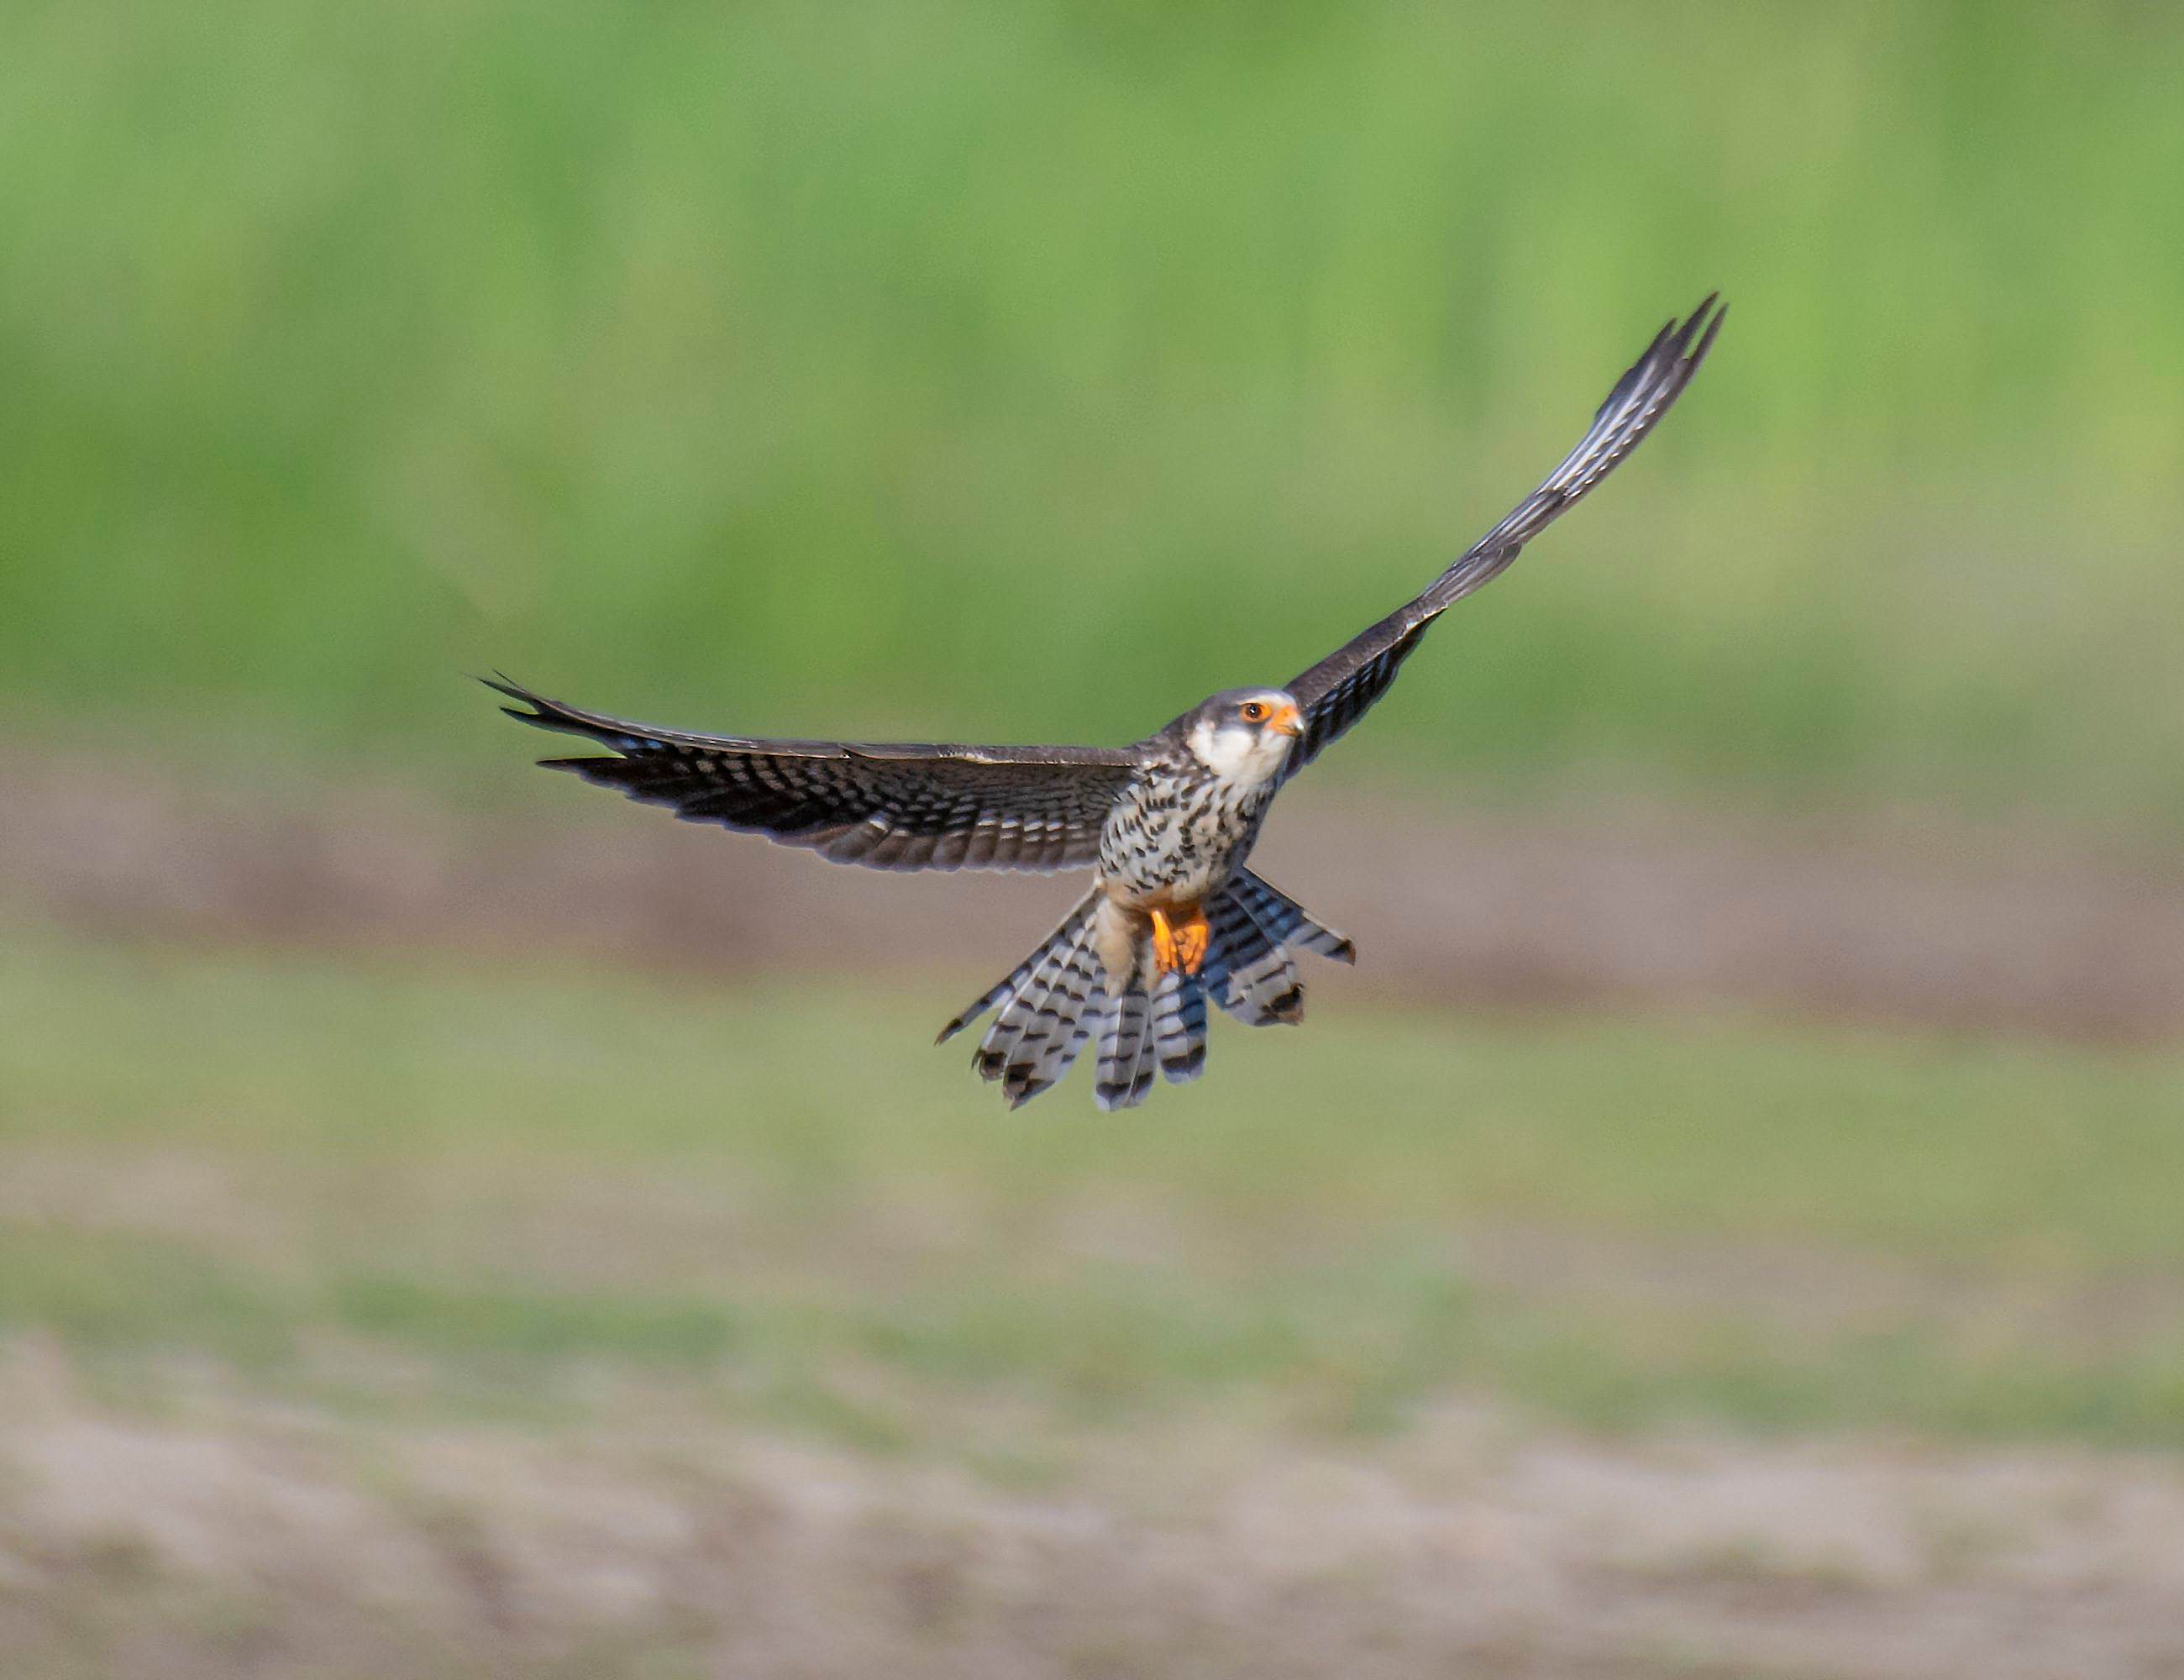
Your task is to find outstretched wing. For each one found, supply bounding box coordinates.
[1281,294,1724,778]
[490,679,1139,872]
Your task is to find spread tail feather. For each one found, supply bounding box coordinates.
[939,871,1352,1109]
[1202,869,1352,1027]
[1224,869,1355,964]
[939,889,1106,1110]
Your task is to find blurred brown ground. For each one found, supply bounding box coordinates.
[10,745,2179,1042]
[5,1340,2183,1680]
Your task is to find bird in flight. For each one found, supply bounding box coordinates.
[492,297,1722,1110]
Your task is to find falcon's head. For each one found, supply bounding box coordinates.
[1183,688,1305,785]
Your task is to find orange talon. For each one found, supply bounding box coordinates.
[1150,906,1210,976]
[1173,910,1209,974]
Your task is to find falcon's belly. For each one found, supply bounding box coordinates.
[1095,769,1273,912]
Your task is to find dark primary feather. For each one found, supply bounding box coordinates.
[489,678,1140,873]
[1282,293,1724,778]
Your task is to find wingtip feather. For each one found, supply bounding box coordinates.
[481,671,540,709]
[485,673,576,733]
[1688,294,1728,367]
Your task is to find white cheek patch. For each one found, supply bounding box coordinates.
[1190,718,1292,785]
[1189,719,1257,780]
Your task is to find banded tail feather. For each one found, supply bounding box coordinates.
[997,924,1106,1108]
[1151,967,1209,1086]
[1094,988,1155,1111]
[937,869,1354,1109]
[1223,870,1355,965]
[1031,958,1108,1099]
[1200,869,1352,1027]
[1200,891,1306,1026]
[937,890,1106,1110]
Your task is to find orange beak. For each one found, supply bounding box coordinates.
[1267,701,1305,739]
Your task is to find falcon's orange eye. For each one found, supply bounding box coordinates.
[1240,701,1268,722]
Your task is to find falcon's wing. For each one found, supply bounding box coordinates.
[1281,295,1723,779]
[490,679,1139,872]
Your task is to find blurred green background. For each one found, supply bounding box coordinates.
[7,0,2181,815]
[7,5,2184,1675]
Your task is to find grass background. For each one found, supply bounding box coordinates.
[12,928,2184,1452]
[6,0,2182,818]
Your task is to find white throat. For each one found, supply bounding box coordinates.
[1187,718,1290,787]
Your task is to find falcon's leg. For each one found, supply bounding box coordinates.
[1150,906,1210,977]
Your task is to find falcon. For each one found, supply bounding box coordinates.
[492,296,1722,1109]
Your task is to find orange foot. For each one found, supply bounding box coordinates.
[1150,905,1210,976]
